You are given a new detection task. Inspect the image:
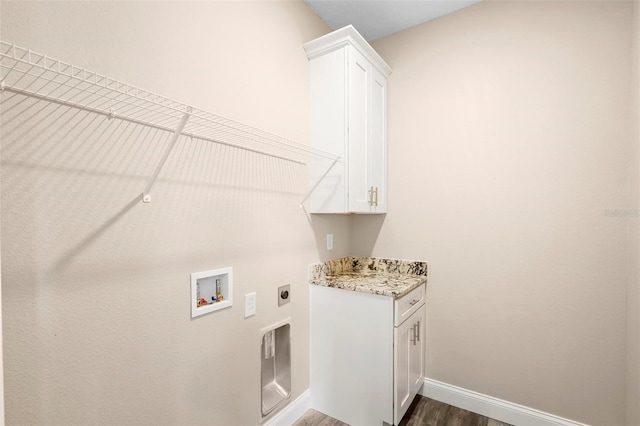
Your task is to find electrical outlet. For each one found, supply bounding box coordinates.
[245,292,256,318]
[278,284,291,306]
[327,233,334,250]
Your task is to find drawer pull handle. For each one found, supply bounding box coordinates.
[409,299,419,306]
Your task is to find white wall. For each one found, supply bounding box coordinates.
[365,2,633,424]
[0,2,348,425]
[627,2,640,425]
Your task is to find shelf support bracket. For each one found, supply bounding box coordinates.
[299,157,340,209]
[141,108,191,203]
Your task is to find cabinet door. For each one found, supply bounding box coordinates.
[368,67,387,213]
[394,315,414,425]
[394,307,426,425]
[409,307,425,397]
[347,49,388,214]
[347,47,373,213]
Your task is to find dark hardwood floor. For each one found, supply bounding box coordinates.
[292,396,513,426]
[292,408,348,426]
[399,396,512,426]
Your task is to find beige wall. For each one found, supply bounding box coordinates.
[627,1,640,425]
[2,1,638,425]
[0,98,3,425]
[367,1,633,424]
[0,2,349,425]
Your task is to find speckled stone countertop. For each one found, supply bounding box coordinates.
[309,256,428,299]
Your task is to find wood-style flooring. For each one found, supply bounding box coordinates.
[292,396,513,426]
[399,396,512,426]
[292,409,348,426]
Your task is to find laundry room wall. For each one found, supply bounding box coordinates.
[627,1,640,425]
[359,1,634,424]
[0,2,347,425]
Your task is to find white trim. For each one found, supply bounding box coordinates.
[260,318,292,337]
[262,389,311,426]
[303,25,392,77]
[420,378,589,426]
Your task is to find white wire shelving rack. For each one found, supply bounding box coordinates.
[0,41,341,204]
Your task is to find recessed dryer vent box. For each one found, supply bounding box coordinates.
[191,267,233,318]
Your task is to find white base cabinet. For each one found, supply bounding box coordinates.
[309,284,426,426]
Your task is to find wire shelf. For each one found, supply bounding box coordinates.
[0,40,339,166]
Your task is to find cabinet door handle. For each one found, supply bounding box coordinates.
[416,321,420,343]
[374,187,378,206]
[368,186,374,206]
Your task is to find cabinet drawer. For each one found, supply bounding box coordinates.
[394,284,425,327]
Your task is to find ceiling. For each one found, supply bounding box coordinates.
[304,0,482,41]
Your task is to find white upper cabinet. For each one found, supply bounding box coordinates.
[304,26,392,214]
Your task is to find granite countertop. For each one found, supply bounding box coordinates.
[309,256,428,298]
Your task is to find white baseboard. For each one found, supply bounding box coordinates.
[262,389,311,426]
[270,381,588,426]
[420,378,588,426]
